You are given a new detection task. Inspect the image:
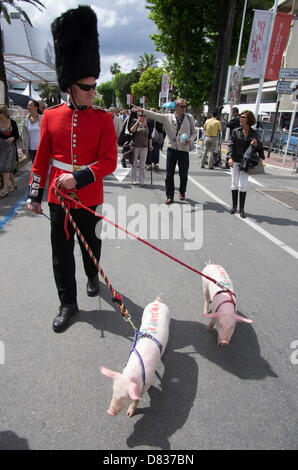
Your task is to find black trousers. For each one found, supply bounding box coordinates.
[165,148,189,199]
[49,203,102,306]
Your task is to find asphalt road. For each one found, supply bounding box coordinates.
[0,150,297,452]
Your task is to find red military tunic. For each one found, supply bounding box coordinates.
[28,103,117,207]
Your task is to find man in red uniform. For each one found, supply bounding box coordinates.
[27,6,117,332]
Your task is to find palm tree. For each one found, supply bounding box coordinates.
[138,53,158,73]
[0,0,45,106]
[110,62,121,76]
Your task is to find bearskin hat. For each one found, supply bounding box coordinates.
[51,5,100,92]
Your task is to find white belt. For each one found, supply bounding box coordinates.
[51,158,98,172]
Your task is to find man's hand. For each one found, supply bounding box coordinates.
[58,173,77,190]
[27,200,42,214]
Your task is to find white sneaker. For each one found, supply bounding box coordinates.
[131,180,137,185]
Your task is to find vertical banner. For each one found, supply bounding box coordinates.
[265,12,293,80]
[139,96,146,106]
[126,94,134,105]
[161,74,169,98]
[244,10,273,78]
[225,66,244,104]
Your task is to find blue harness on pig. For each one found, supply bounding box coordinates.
[127,331,163,387]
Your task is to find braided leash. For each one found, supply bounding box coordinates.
[53,180,138,332]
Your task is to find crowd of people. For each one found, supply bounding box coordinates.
[0,5,266,333]
[0,98,264,220]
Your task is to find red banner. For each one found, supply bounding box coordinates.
[265,12,293,80]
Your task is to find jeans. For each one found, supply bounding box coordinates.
[29,149,37,164]
[165,148,189,199]
[231,162,249,192]
[49,203,102,305]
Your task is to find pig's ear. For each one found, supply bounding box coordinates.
[232,314,253,323]
[100,365,120,379]
[128,381,140,401]
[203,313,220,319]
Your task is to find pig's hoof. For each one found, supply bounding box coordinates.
[127,408,135,418]
[206,325,214,332]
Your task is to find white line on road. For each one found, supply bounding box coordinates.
[188,175,298,260]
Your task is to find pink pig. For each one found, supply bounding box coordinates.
[202,262,252,346]
[100,296,170,417]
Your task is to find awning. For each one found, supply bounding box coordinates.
[162,101,174,109]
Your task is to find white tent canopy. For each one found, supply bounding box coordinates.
[22,83,41,100]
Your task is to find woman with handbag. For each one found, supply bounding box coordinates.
[0,105,19,198]
[129,111,153,184]
[227,109,264,218]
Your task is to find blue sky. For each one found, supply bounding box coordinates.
[14,0,163,84]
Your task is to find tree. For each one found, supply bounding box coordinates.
[97,81,114,109]
[0,0,45,106]
[110,62,121,76]
[111,69,140,107]
[38,83,60,107]
[131,67,164,108]
[146,0,274,110]
[138,53,158,72]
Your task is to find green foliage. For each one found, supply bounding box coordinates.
[97,81,114,109]
[131,67,165,108]
[38,83,60,106]
[138,53,158,72]
[145,0,275,108]
[111,69,141,107]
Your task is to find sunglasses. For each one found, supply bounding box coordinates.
[138,114,145,117]
[74,82,97,91]
[179,105,187,108]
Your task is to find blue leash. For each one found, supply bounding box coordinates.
[127,330,163,387]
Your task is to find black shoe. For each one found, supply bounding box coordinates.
[240,209,246,218]
[87,275,100,297]
[52,303,78,333]
[230,207,237,214]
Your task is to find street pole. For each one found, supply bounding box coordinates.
[254,0,279,121]
[282,101,297,165]
[225,0,247,142]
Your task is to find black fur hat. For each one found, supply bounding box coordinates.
[51,5,100,92]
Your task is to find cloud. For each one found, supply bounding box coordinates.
[8,0,163,84]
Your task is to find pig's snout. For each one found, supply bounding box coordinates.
[219,340,229,347]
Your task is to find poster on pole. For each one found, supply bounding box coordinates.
[225,66,244,104]
[161,74,169,98]
[244,10,273,78]
[126,94,134,106]
[265,12,293,80]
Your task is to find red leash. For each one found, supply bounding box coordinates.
[53,180,233,293]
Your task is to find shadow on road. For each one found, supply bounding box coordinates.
[0,431,30,450]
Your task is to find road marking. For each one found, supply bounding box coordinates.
[188,175,298,260]
[160,153,298,259]
[0,194,27,231]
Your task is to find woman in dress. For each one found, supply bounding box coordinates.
[22,100,42,163]
[0,105,19,198]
